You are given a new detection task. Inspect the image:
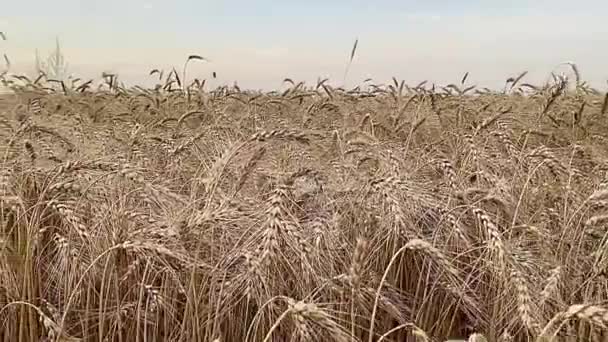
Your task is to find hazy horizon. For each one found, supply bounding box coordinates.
[2,0,608,90]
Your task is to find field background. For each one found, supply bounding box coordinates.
[2,69,608,342]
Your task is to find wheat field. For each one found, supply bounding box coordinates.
[2,66,608,342]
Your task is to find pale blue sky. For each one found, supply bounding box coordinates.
[2,0,607,90]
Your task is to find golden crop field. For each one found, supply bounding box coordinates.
[2,64,608,342]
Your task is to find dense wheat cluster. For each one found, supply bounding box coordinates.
[2,67,608,342]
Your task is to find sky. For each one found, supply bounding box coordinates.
[1,0,607,90]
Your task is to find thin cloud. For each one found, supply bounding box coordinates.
[252,46,289,58]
